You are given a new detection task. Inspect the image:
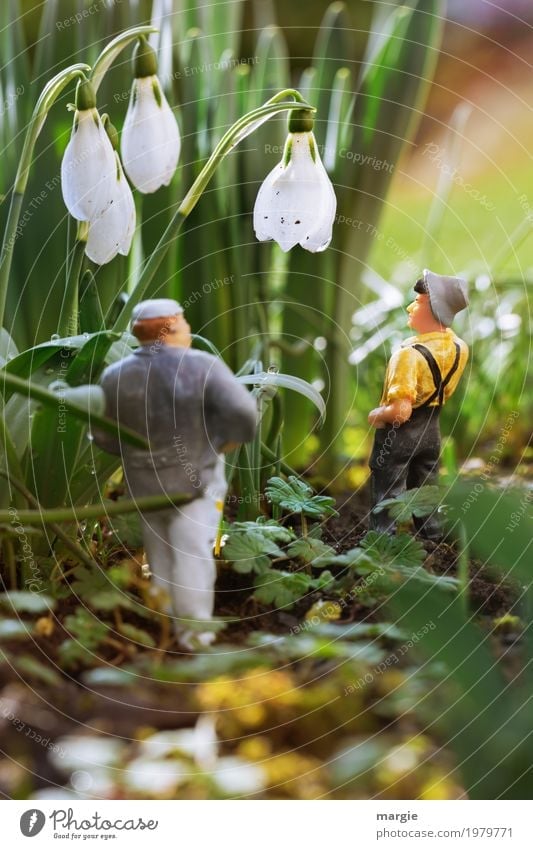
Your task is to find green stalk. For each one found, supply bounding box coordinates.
[59,223,88,336]
[111,91,314,333]
[0,63,90,328]
[0,489,192,526]
[457,521,470,617]
[2,471,100,571]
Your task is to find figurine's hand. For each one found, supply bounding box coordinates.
[368,407,386,429]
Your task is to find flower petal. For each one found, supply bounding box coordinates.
[253,132,337,253]
[61,109,117,221]
[121,75,181,194]
[85,155,136,265]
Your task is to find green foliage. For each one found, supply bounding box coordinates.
[253,569,335,610]
[285,536,337,567]
[223,530,286,575]
[373,486,443,523]
[385,482,533,799]
[59,608,109,669]
[265,476,338,520]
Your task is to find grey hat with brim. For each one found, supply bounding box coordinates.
[423,269,469,327]
[131,299,183,322]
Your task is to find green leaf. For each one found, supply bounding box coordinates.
[253,569,335,610]
[0,329,18,367]
[13,654,62,687]
[0,591,55,614]
[236,372,326,424]
[373,486,443,522]
[360,531,427,569]
[224,531,285,574]
[229,519,295,544]
[117,622,156,648]
[286,536,337,567]
[253,570,312,609]
[265,475,338,519]
[59,608,109,668]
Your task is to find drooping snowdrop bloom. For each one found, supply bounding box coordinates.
[61,80,117,222]
[254,109,336,252]
[85,118,136,265]
[121,38,181,194]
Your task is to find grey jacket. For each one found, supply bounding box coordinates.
[93,345,257,498]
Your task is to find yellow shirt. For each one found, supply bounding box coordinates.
[380,329,468,408]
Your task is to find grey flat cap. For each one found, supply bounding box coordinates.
[131,299,183,322]
[423,269,469,327]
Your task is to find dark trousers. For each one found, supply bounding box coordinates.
[369,406,442,537]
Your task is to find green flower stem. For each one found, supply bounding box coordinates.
[59,222,88,336]
[0,63,90,329]
[111,91,315,333]
[0,488,192,526]
[0,371,148,449]
[261,442,297,478]
[89,26,158,93]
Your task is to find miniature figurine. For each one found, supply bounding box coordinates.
[93,299,257,649]
[368,269,469,537]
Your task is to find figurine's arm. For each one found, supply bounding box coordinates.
[368,348,417,429]
[368,398,412,429]
[203,358,257,452]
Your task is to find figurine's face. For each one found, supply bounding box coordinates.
[167,314,192,348]
[406,293,437,333]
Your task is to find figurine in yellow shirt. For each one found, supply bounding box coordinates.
[368,269,469,537]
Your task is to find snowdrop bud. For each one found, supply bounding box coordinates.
[120,37,181,194]
[60,80,117,222]
[253,115,337,253]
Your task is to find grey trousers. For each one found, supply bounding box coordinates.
[369,406,442,537]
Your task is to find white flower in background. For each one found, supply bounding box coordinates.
[121,38,181,194]
[61,80,117,222]
[254,110,336,253]
[84,117,136,265]
[85,153,136,265]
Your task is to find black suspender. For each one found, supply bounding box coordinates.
[412,342,461,407]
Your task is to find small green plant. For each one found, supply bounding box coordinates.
[265,475,338,535]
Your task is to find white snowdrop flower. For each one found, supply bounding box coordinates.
[121,38,181,194]
[85,152,136,265]
[61,80,117,222]
[254,110,337,253]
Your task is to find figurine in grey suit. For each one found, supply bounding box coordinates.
[93,299,257,649]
